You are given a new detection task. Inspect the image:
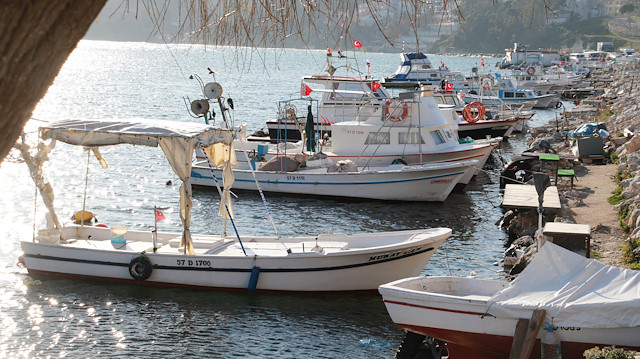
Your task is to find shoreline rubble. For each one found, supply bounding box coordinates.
[499,63,640,274]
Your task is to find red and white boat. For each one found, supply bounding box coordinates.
[379,242,640,358]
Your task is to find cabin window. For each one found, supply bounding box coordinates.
[365,132,390,145]
[516,92,526,98]
[443,130,454,141]
[399,132,425,144]
[430,74,438,78]
[430,130,445,145]
[329,83,366,100]
[504,92,514,98]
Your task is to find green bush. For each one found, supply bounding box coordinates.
[608,186,626,205]
[622,238,640,269]
[584,346,636,359]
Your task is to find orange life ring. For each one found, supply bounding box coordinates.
[462,102,486,123]
[526,66,536,76]
[385,100,409,122]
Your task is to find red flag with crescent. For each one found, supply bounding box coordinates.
[353,40,362,48]
[481,58,485,67]
[445,82,453,90]
[371,82,381,92]
[155,209,166,222]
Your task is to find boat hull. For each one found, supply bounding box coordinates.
[21,227,450,292]
[379,276,640,358]
[191,161,476,201]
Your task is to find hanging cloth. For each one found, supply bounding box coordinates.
[305,104,316,152]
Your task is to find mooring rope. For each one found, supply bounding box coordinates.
[236,135,281,238]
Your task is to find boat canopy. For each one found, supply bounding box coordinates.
[40,118,233,148]
[488,242,640,328]
[36,118,234,255]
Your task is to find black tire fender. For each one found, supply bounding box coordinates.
[129,253,153,281]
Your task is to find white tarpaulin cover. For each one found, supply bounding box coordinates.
[487,242,640,328]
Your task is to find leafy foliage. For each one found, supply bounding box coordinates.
[584,346,636,359]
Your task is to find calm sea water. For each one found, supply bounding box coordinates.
[0,41,567,358]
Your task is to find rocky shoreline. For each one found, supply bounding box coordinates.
[500,63,640,273]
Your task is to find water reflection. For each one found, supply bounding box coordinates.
[15,278,402,358]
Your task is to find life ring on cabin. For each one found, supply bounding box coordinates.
[526,66,536,76]
[462,102,486,123]
[129,253,153,281]
[385,100,409,122]
[481,76,494,91]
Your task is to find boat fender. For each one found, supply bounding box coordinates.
[384,100,409,122]
[129,253,153,281]
[526,66,536,75]
[73,210,95,223]
[555,101,562,109]
[248,266,261,293]
[462,102,486,123]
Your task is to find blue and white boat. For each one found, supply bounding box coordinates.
[382,52,477,92]
[462,75,559,109]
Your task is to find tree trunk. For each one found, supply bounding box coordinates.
[0,0,107,163]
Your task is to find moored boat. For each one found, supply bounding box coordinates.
[17,119,452,292]
[379,242,640,358]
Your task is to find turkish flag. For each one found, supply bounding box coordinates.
[445,82,453,90]
[301,83,313,96]
[371,82,381,92]
[155,209,166,222]
[353,40,362,48]
[481,58,485,67]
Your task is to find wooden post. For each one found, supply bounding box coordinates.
[508,318,530,359]
[509,309,546,359]
[519,309,546,359]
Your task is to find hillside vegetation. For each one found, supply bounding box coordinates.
[431,0,622,54]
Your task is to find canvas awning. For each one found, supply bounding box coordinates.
[40,118,234,254]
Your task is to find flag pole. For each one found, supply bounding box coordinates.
[153,205,158,253]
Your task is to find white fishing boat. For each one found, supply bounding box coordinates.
[204,94,498,191]
[382,52,476,91]
[192,141,477,201]
[379,242,640,358]
[259,74,391,142]
[17,119,452,292]
[432,90,528,138]
[463,75,559,109]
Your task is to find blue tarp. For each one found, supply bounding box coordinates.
[568,123,609,138]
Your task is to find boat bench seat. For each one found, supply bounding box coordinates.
[70,239,158,252]
[288,241,349,254]
[217,241,350,256]
[168,237,224,249]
